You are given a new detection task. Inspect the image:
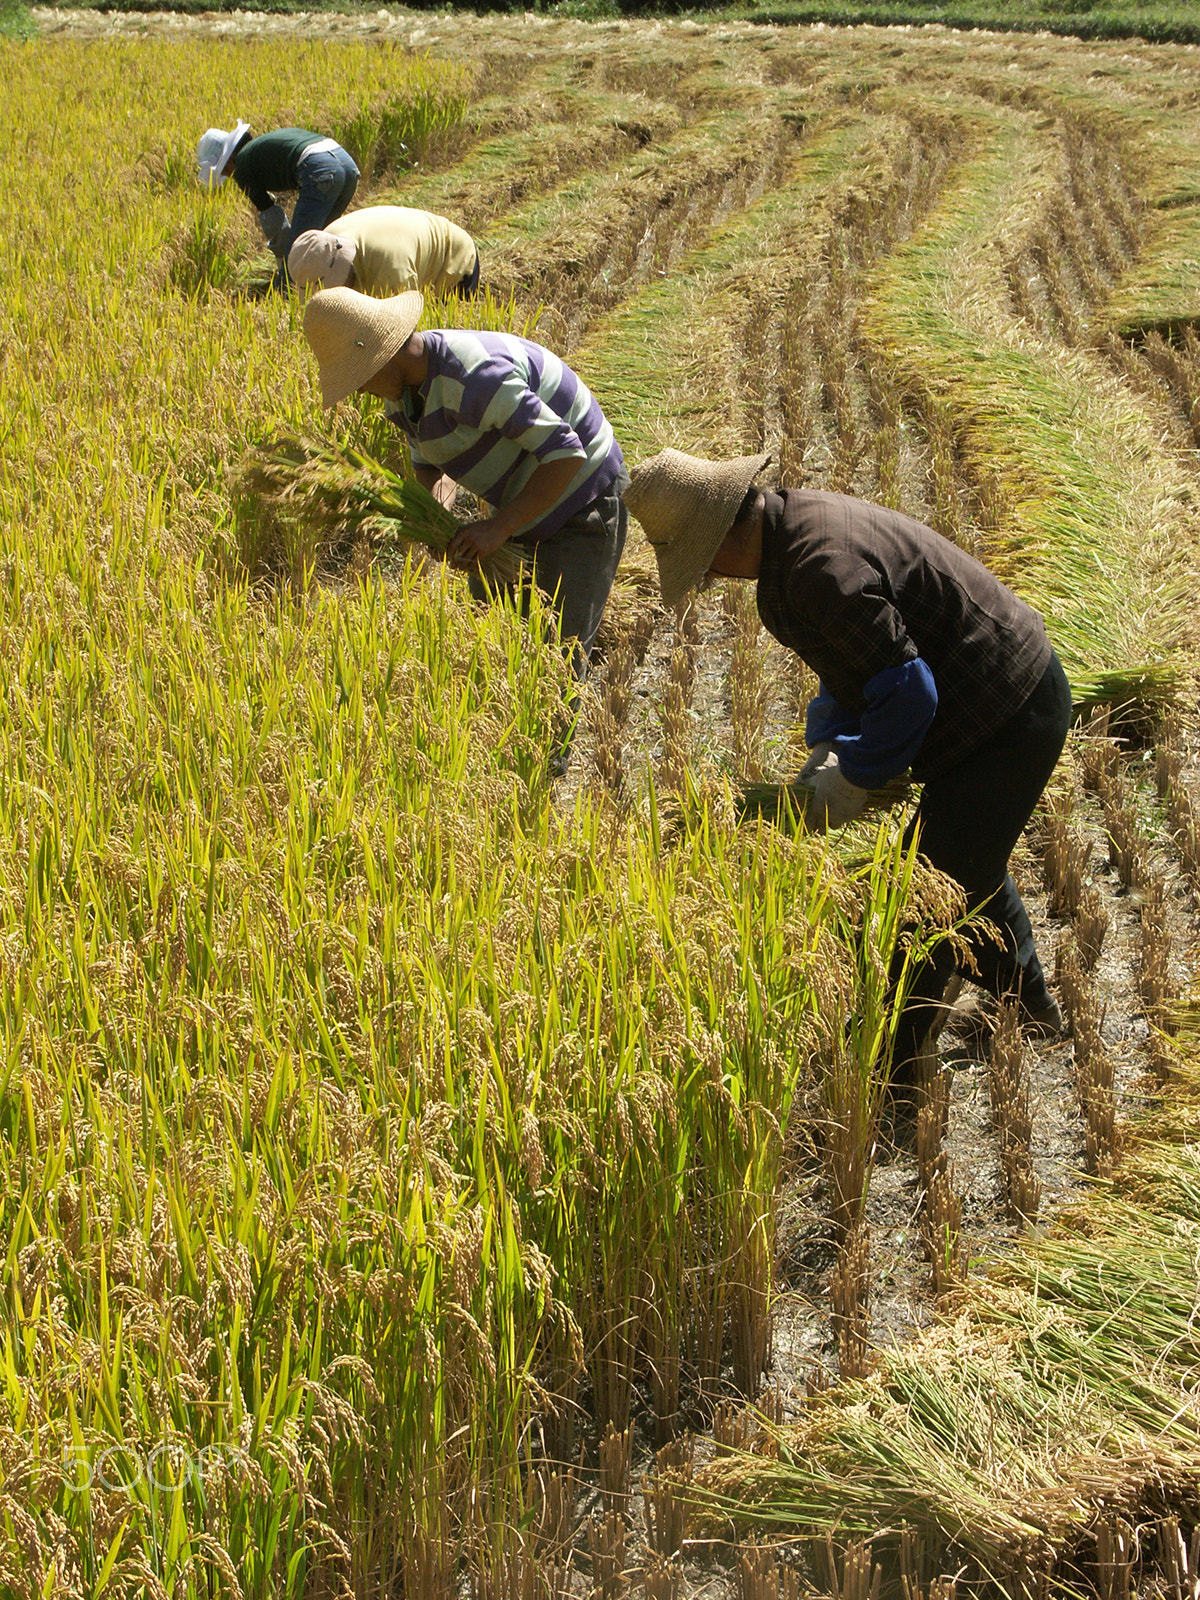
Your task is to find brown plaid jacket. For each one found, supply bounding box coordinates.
[755,489,1052,783]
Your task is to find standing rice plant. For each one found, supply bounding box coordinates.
[588,628,637,803]
[917,1066,966,1299]
[328,77,471,189]
[987,1001,1042,1228]
[9,23,1200,1594]
[169,196,242,299]
[726,582,771,785]
[823,826,948,1246]
[656,604,701,796]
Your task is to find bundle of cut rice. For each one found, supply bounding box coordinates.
[736,774,912,830]
[242,433,525,586]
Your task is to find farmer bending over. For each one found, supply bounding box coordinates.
[287,205,481,301]
[197,121,359,288]
[624,449,1071,1080]
[302,288,627,738]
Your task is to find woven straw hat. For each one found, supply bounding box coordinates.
[288,229,358,290]
[623,448,771,607]
[303,286,424,408]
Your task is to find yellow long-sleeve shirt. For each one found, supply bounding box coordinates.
[330,205,477,296]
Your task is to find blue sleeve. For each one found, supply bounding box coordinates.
[805,682,861,745]
[832,658,937,788]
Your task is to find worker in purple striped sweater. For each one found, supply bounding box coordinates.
[302,287,627,687]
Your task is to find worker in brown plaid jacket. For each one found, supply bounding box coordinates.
[624,448,1072,1082]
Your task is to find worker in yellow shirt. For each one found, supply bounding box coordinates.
[287,205,480,299]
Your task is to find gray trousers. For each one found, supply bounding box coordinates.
[471,487,628,680]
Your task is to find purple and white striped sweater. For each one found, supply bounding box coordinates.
[386,329,626,542]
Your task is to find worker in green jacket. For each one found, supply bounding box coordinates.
[196,121,359,286]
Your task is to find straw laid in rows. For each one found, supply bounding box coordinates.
[242,433,527,586]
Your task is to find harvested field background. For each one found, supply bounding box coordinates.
[4,8,1200,1598]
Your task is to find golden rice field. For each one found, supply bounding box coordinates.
[3,8,1200,1598]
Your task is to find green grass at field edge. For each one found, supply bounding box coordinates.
[0,0,34,37]
[25,0,1200,46]
[713,0,1200,45]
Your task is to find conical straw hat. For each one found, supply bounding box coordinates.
[303,286,424,408]
[623,448,771,607]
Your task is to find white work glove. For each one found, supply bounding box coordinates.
[801,750,869,833]
[257,204,289,256]
[798,741,833,781]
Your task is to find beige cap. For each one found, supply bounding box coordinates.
[623,448,771,607]
[288,229,358,290]
[302,286,424,408]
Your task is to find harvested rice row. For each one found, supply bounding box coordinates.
[581,113,933,463]
[1102,106,1200,340]
[697,1076,1200,1591]
[1003,114,1143,345]
[394,81,687,238]
[857,105,1199,714]
[486,105,803,353]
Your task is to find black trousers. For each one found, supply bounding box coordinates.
[890,649,1072,1073]
[456,253,482,298]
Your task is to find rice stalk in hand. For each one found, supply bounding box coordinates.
[241,433,526,586]
[736,774,911,832]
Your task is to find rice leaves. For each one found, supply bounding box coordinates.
[3,18,1200,1597]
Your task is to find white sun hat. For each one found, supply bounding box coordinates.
[197,119,250,188]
